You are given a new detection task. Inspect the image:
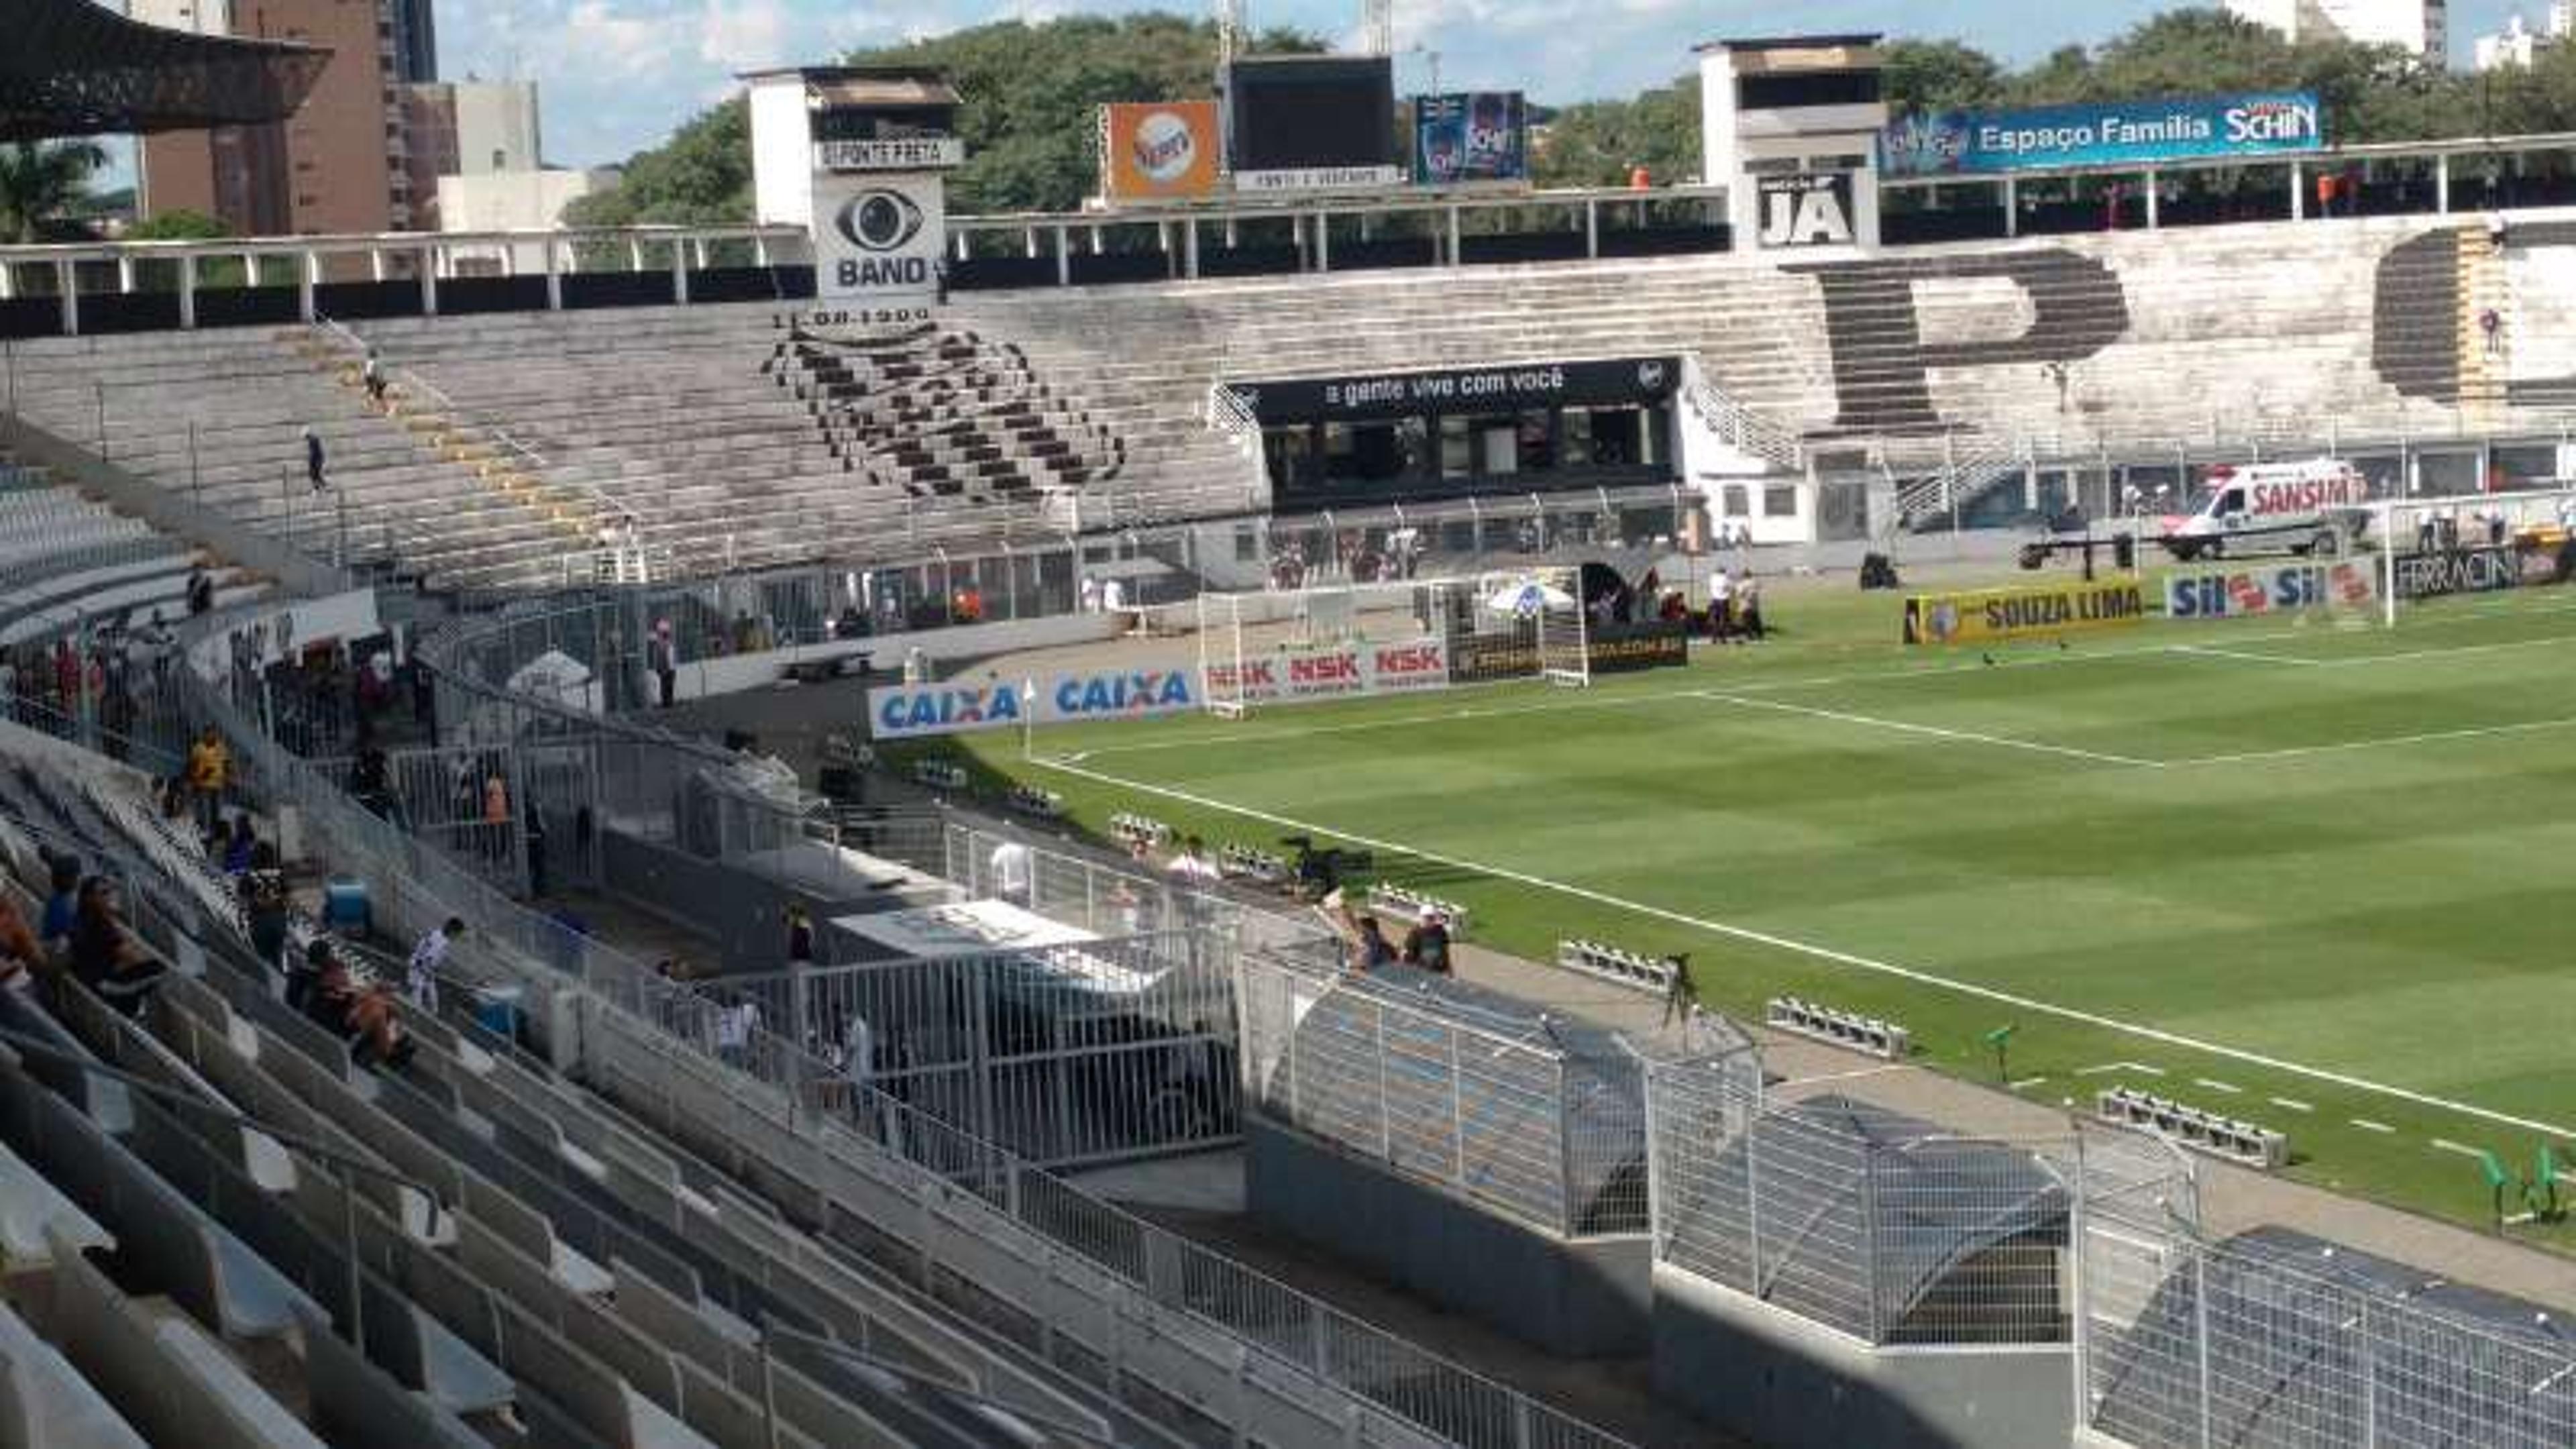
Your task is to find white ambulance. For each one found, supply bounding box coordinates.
[2156,458,2374,561]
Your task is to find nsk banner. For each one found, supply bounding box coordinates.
[1879,92,2321,178]
[2165,560,2377,621]
[1206,639,1451,704]
[869,666,1199,739]
[1904,580,2146,646]
[2393,547,2521,600]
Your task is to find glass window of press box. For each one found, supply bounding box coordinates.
[1261,400,1672,505]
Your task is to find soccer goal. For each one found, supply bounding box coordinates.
[1191,565,1589,716]
[2373,485,2576,628]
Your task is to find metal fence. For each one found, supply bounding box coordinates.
[2076,1149,2576,1449]
[1644,1046,2155,1349]
[714,926,1240,1167]
[175,592,1632,1449]
[1237,950,1746,1238]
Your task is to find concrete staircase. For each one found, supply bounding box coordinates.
[2456,221,2512,424]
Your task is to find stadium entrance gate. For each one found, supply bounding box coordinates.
[1193,566,1587,717]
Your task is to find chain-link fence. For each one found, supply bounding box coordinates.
[2077,1146,2576,1449]
[1646,1050,2125,1349]
[1237,948,1754,1239]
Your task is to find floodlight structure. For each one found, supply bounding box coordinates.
[5,0,328,142]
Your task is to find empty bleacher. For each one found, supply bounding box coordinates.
[0,458,263,654]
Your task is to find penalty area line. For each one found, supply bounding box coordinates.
[1030,754,2576,1146]
[1688,690,2165,769]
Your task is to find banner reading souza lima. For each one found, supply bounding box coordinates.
[1904,580,2145,646]
[1880,92,2321,178]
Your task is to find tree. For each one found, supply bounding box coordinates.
[124,209,229,241]
[570,13,1325,227]
[1882,39,2008,114]
[0,140,107,243]
[1532,76,1700,189]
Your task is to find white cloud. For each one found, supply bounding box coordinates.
[698,0,790,67]
[561,0,684,80]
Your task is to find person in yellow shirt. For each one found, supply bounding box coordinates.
[186,726,229,833]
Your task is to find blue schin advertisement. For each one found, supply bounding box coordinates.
[1413,92,1528,184]
[1879,92,2322,178]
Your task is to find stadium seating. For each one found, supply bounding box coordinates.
[0,460,263,653]
[0,739,1201,1449]
[0,332,585,591]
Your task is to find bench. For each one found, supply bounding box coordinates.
[1218,843,1289,885]
[1108,812,1171,850]
[1556,939,1680,996]
[1365,884,1467,936]
[1765,997,1911,1061]
[2094,1087,2289,1170]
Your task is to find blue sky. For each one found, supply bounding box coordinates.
[433,0,2536,169]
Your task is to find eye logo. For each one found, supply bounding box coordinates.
[837,190,924,253]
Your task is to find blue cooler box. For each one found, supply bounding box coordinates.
[321,877,371,932]
[472,984,525,1040]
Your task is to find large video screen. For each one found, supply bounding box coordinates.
[1224,56,1397,174]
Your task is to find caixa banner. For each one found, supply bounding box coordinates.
[1207,639,1452,706]
[2165,560,2377,621]
[868,666,1199,739]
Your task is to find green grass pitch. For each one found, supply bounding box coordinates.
[945,576,2576,1238]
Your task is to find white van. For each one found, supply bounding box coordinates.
[2157,459,2373,561]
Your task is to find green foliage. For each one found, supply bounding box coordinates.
[1531,76,1701,189]
[571,13,1323,226]
[124,209,229,241]
[0,140,107,244]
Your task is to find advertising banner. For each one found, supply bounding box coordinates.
[1585,620,1691,674]
[1205,639,1452,706]
[1880,92,2322,178]
[1235,357,1676,424]
[816,137,965,171]
[814,172,945,304]
[1904,580,2147,646]
[2393,547,2520,600]
[1755,172,1858,250]
[869,665,1199,739]
[1097,101,1220,201]
[1233,165,1406,194]
[2165,560,2377,621]
[1412,92,1528,185]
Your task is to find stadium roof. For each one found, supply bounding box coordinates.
[3,0,329,142]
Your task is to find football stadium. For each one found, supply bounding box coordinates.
[18,1,2576,1445]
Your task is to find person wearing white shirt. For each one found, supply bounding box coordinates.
[407,917,463,1012]
[715,997,760,1069]
[989,839,1034,906]
[1710,569,1736,641]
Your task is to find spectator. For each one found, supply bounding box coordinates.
[205,816,233,865]
[1737,576,1768,641]
[344,984,415,1070]
[303,425,328,493]
[407,916,463,1012]
[1166,835,1221,885]
[2480,307,2504,359]
[1334,898,1397,973]
[361,347,387,405]
[2488,209,2509,254]
[1401,910,1452,974]
[714,993,761,1070]
[305,951,359,1031]
[239,848,289,973]
[481,769,511,862]
[39,854,80,953]
[71,879,163,1018]
[647,620,677,708]
[186,725,229,833]
[2313,169,2337,220]
[524,803,549,898]
[288,936,333,1014]
[184,563,214,616]
[1079,576,1101,614]
[0,893,44,996]
[785,904,814,965]
[221,816,258,875]
[989,837,1033,906]
[348,745,394,818]
[1709,568,1735,640]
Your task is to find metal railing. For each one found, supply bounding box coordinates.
[309,318,659,582]
[181,591,1631,1449]
[1681,354,1805,472]
[1236,949,1745,1238]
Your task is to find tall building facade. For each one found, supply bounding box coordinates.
[2226,0,2449,65]
[136,0,423,235]
[403,80,541,229]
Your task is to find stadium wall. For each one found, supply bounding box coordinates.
[1244,1116,1654,1358]
[1652,1263,2074,1449]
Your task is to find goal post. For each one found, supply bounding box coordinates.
[1186,566,1595,716]
[2373,484,2576,629]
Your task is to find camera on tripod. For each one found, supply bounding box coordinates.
[1281,834,1375,898]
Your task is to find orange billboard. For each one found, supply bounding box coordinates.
[1099,101,1221,201]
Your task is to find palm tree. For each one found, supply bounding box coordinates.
[0,141,108,244]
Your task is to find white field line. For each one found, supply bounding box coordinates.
[2351,1118,2397,1134]
[1686,690,2166,768]
[2194,1078,2243,1095]
[2430,1138,2489,1159]
[2010,1076,2050,1091]
[1034,754,2576,1144]
[2169,712,2576,768]
[2169,643,2328,667]
[2269,1097,2314,1114]
[2076,1061,2165,1077]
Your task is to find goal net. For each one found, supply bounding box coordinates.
[2373,486,2576,628]
[1191,566,1590,716]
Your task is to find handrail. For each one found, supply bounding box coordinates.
[307,319,657,581]
[1681,356,1804,472]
